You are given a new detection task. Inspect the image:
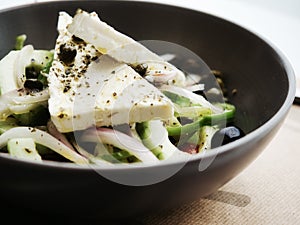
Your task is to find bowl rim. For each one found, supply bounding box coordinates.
[0,0,296,171]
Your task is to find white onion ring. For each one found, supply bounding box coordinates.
[82,128,159,163]
[159,53,176,62]
[184,84,205,92]
[0,127,88,164]
[14,45,34,88]
[185,73,202,86]
[11,88,50,104]
[145,70,177,84]
[161,85,223,113]
[0,88,49,119]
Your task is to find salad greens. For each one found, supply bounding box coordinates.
[0,10,241,166]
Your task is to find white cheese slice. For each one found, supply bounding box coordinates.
[48,12,174,133]
[67,9,186,86]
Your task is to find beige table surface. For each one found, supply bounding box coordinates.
[136,105,300,225]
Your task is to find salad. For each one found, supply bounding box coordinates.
[0,9,244,165]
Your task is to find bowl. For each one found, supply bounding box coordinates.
[0,0,295,221]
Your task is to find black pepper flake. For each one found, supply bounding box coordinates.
[58,113,66,119]
[63,86,71,93]
[113,92,117,97]
[91,56,98,61]
[24,148,32,153]
[65,68,71,75]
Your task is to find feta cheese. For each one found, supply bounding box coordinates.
[48,12,174,133]
[67,9,186,86]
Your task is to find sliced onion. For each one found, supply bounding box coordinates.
[184,73,202,86]
[71,140,112,166]
[8,103,39,114]
[160,85,223,114]
[11,88,50,104]
[0,89,49,119]
[47,121,74,150]
[82,128,159,163]
[145,70,177,84]
[184,84,205,92]
[0,127,88,164]
[159,53,176,62]
[14,45,34,88]
[141,60,186,86]
[143,120,176,160]
[141,120,190,161]
[0,93,13,119]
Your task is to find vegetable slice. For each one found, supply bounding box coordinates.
[81,128,159,163]
[136,120,178,160]
[0,127,88,164]
[160,85,223,113]
[8,138,42,162]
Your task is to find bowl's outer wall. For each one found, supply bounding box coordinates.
[0,1,291,218]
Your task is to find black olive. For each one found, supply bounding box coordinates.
[211,126,245,148]
[58,44,77,66]
[26,66,40,79]
[24,79,44,91]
